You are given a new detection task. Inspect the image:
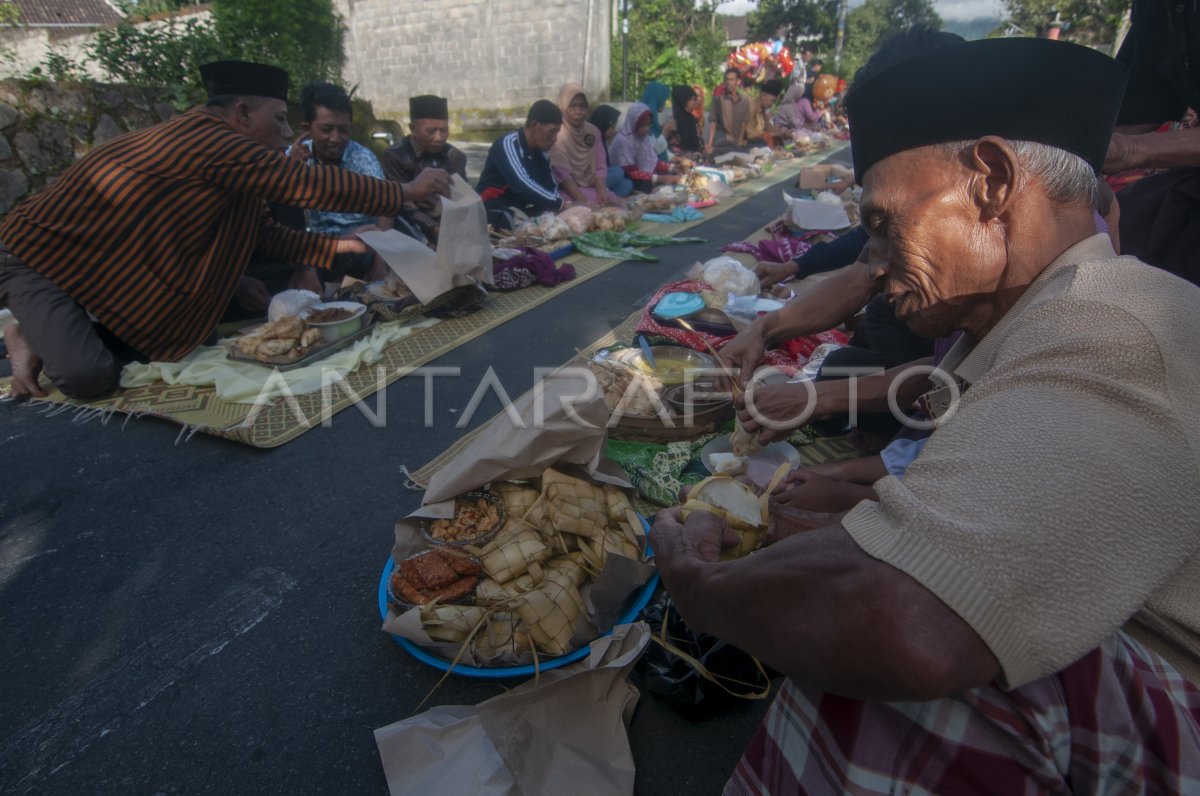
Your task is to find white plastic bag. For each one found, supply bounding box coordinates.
[266,289,320,322]
[699,256,759,298]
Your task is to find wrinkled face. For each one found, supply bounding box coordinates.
[240,97,292,152]
[305,105,352,164]
[564,93,588,127]
[723,72,740,93]
[411,118,449,154]
[526,121,560,151]
[859,147,1008,338]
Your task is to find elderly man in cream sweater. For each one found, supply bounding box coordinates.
[652,28,1200,794]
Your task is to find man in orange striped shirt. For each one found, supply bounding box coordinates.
[0,60,449,400]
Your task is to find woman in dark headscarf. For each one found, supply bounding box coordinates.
[587,105,634,197]
[662,84,703,155]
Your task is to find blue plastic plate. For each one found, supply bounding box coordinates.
[379,519,659,679]
[653,291,706,320]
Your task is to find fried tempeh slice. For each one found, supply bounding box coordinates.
[429,577,477,604]
[410,550,461,589]
[392,573,429,605]
[398,558,431,591]
[445,554,483,577]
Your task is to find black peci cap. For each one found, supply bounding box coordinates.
[409,94,449,121]
[845,37,1128,180]
[200,60,290,102]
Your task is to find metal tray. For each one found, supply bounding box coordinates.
[225,317,377,371]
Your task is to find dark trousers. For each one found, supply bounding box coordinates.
[818,295,935,437]
[0,246,137,398]
[1118,168,1200,287]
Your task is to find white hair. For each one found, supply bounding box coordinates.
[937,139,1100,210]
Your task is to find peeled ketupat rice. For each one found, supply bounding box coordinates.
[680,464,790,559]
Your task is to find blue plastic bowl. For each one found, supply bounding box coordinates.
[378,518,659,679]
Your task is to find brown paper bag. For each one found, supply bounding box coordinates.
[374,623,648,796]
[433,175,493,288]
[357,176,491,304]
[422,370,621,505]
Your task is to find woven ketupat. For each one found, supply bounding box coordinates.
[473,611,531,662]
[492,482,541,533]
[472,527,552,583]
[515,578,586,656]
[419,604,488,644]
[542,468,609,539]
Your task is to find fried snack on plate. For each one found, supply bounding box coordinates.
[428,495,502,543]
[391,548,481,605]
[259,315,304,341]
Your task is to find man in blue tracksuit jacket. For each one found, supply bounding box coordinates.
[477,100,564,229]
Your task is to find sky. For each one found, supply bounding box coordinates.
[713,0,1005,22]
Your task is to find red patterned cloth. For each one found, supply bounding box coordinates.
[726,632,1200,795]
[636,279,847,374]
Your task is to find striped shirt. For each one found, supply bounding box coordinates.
[0,107,406,362]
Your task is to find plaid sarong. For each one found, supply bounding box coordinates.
[726,632,1200,795]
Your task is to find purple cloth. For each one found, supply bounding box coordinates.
[720,237,814,263]
[932,331,963,366]
[492,247,576,291]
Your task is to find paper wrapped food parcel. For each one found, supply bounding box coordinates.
[782,188,851,231]
[387,372,657,667]
[357,174,493,305]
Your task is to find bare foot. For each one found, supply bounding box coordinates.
[4,323,48,399]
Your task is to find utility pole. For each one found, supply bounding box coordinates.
[622,0,630,101]
[835,0,848,72]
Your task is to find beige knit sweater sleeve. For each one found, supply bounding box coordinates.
[843,269,1200,689]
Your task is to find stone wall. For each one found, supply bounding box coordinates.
[334,0,611,123]
[0,80,177,213]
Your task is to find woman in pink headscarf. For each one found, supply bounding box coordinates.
[607,102,679,193]
[550,83,621,206]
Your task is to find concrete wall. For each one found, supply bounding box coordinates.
[335,0,610,125]
[0,26,105,79]
[0,1,612,130]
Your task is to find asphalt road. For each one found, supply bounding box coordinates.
[0,149,850,796]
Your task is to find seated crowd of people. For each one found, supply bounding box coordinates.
[2,3,1200,789]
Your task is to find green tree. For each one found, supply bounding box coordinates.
[611,0,727,99]
[747,0,840,52]
[211,0,346,89]
[839,0,942,81]
[997,1,1130,49]
[86,0,348,108]
[87,16,222,105]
